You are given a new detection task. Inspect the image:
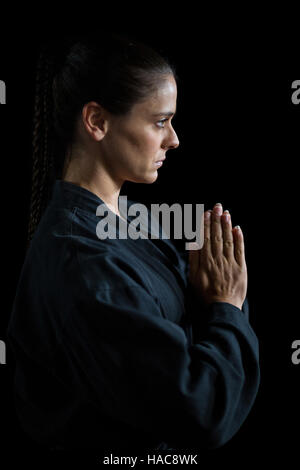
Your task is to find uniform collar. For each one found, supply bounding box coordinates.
[49,179,110,214]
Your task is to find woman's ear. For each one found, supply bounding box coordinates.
[81,101,109,142]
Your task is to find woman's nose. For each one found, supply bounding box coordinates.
[164,128,180,150]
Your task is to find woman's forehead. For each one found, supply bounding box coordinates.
[132,78,177,115]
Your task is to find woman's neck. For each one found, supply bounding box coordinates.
[62,148,124,216]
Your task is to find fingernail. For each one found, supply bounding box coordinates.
[224,214,230,223]
[223,210,230,214]
[204,211,211,220]
[235,225,241,231]
[214,203,222,216]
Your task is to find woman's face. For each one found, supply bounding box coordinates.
[102,74,179,184]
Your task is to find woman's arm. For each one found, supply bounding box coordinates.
[52,280,259,450]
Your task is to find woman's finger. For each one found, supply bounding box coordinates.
[211,203,223,257]
[201,210,212,260]
[222,210,234,260]
[233,226,245,266]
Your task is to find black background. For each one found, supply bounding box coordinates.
[0,13,298,467]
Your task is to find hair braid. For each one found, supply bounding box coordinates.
[27,47,56,249]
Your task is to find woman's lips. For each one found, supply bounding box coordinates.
[154,157,166,167]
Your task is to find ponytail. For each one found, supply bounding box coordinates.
[27,46,56,249]
[26,37,75,249]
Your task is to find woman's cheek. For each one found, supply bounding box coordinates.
[145,130,161,151]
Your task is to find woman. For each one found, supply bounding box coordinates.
[7,33,260,454]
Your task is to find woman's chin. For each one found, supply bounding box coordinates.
[145,171,159,184]
[130,170,159,184]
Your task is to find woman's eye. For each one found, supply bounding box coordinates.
[157,119,168,128]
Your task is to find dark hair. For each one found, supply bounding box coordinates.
[27,33,177,247]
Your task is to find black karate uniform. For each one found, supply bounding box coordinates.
[6,180,260,453]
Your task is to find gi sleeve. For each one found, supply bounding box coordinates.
[53,283,260,450]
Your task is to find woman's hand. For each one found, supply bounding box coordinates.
[188,203,247,310]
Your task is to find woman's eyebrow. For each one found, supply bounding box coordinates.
[152,111,176,117]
